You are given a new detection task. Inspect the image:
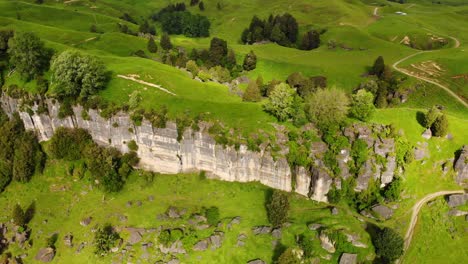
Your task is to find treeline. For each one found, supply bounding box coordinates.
[151,2,210,37]
[0,110,45,192]
[241,14,322,50]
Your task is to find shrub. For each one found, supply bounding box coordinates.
[373,227,404,262]
[277,248,302,264]
[160,32,173,50]
[94,224,120,256]
[351,139,368,171]
[431,114,448,137]
[205,206,220,226]
[127,140,138,151]
[266,190,289,227]
[423,106,441,128]
[243,50,257,71]
[299,234,315,258]
[350,89,375,121]
[243,80,262,102]
[383,177,402,201]
[158,230,171,246]
[186,60,199,76]
[147,36,158,53]
[48,128,92,160]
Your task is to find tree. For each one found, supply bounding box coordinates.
[147,36,158,53]
[243,80,262,102]
[373,227,404,263]
[139,20,156,35]
[278,248,302,264]
[94,224,120,256]
[243,50,257,71]
[8,32,52,79]
[264,83,296,122]
[431,114,448,137]
[198,1,205,11]
[286,72,315,98]
[350,89,375,121]
[225,49,237,70]
[51,50,108,99]
[305,88,349,130]
[186,60,199,76]
[266,190,289,227]
[12,132,39,183]
[209,37,227,66]
[371,56,385,77]
[423,106,441,128]
[160,32,172,50]
[128,91,142,109]
[12,204,25,226]
[301,30,320,50]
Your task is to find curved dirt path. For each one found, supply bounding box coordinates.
[403,190,465,252]
[392,36,467,108]
[373,7,379,17]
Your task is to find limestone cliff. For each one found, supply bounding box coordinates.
[0,95,329,201]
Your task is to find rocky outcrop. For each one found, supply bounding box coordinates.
[0,95,398,201]
[0,95,331,201]
[454,145,468,185]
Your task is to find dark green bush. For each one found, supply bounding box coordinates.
[205,206,220,226]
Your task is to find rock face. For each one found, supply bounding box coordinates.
[447,194,468,208]
[454,145,468,185]
[0,95,332,202]
[372,205,394,220]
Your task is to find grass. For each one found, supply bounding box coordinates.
[0,160,374,263]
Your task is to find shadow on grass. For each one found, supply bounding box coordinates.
[271,241,287,263]
[416,111,426,127]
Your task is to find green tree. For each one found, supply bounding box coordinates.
[51,50,108,98]
[350,89,375,121]
[8,32,52,79]
[186,60,199,76]
[12,132,39,183]
[198,1,205,11]
[209,37,227,66]
[147,36,158,53]
[431,114,448,137]
[264,83,296,122]
[243,80,262,102]
[423,106,441,128]
[372,56,385,77]
[160,32,173,50]
[373,227,404,263]
[266,190,289,227]
[305,88,349,130]
[301,30,320,50]
[243,50,257,71]
[12,204,25,226]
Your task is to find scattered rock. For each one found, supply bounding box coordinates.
[167,258,180,264]
[446,133,453,140]
[271,228,282,239]
[230,216,241,225]
[421,129,432,139]
[319,233,335,253]
[76,242,86,253]
[339,253,358,264]
[447,194,468,207]
[308,223,322,231]
[160,240,186,254]
[414,142,429,161]
[331,207,339,215]
[454,145,468,185]
[148,195,154,202]
[135,200,142,207]
[448,209,468,217]
[247,259,266,264]
[15,231,28,246]
[125,227,145,245]
[118,214,128,223]
[126,201,133,207]
[372,204,394,220]
[193,239,209,251]
[196,224,210,230]
[210,232,224,249]
[35,248,55,262]
[64,233,73,247]
[80,217,92,226]
[252,226,272,235]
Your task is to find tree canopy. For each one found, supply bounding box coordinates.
[8,32,52,79]
[350,89,376,121]
[264,83,296,122]
[51,50,108,99]
[305,88,349,130]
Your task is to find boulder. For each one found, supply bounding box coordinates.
[125,227,145,245]
[421,129,432,139]
[372,205,394,220]
[35,248,55,262]
[448,209,468,217]
[331,207,339,215]
[193,239,209,251]
[210,232,224,249]
[339,253,357,264]
[447,194,468,208]
[167,258,180,264]
[230,216,241,225]
[167,206,181,219]
[64,233,73,247]
[80,217,92,226]
[454,145,468,185]
[271,228,282,239]
[319,233,335,253]
[308,223,322,231]
[247,259,266,264]
[414,142,429,161]
[76,242,86,253]
[252,226,272,235]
